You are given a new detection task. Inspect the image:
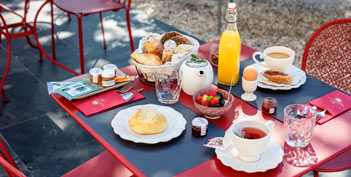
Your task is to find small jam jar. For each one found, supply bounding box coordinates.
[101,69,115,87]
[89,68,102,85]
[103,64,118,77]
[262,97,277,115]
[210,43,219,66]
[192,117,208,137]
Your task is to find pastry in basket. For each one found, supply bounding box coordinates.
[128,106,167,135]
[170,35,191,45]
[162,47,185,63]
[131,53,162,66]
[161,31,182,44]
[261,70,293,85]
[178,44,194,52]
[144,36,164,58]
[160,31,191,45]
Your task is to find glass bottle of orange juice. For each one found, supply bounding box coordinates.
[218,3,241,86]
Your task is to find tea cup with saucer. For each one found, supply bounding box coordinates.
[252,46,295,72]
[227,120,275,162]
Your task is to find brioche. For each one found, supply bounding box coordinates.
[128,106,167,135]
[261,70,293,85]
[131,53,162,66]
[145,36,164,58]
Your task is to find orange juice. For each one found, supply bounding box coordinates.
[218,28,241,86]
[218,3,241,86]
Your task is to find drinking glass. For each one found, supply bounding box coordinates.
[155,71,182,104]
[284,104,317,148]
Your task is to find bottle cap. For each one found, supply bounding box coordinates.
[192,117,208,128]
[103,64,118,71]
[89,68,102,76]
[228,3,236,11]
[101,69,115,78]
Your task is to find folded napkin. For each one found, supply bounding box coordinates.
[307,90,351,125]
[72,90,145,117]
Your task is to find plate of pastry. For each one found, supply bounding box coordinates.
[131,31,200,84]
[251,63,307,90]
[111,104,187,144]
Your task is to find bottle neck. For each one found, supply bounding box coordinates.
[224,22,238,32]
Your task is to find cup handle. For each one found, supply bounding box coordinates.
[252,51,267,68]
[265,120,275,130]
[231,146,239,158]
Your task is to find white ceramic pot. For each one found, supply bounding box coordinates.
[180,58,214,96]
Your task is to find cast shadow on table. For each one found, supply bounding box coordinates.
[283,143,318,167]
[213,158,284,176]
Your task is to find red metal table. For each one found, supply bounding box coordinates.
[51,43,351,177]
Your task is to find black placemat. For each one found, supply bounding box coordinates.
[214,59,338,122]
[77,89,225,177]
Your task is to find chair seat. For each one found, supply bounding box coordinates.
[61,151,134,177]
[315,149,351,172]
[53,0,125,15]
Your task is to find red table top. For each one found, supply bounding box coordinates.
[51,43,351,177]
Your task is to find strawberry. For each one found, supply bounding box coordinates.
[210,97,220,105]
[201,100,210,107]
[209,90,217,97]
[196,96,203,104]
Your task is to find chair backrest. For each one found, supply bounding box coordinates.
[0,138,26,177]
[302,18,351,94]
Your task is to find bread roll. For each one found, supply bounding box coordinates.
[144,36,163,58]
[131,53,162,66]
[128,106,167,135]
[261,70,293,85]
[161,31,182,44]
[170,35,191,45]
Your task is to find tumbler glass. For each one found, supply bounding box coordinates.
[284,104,317,148]
[155,71,182,104]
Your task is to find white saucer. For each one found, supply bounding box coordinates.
[215,126,283,173]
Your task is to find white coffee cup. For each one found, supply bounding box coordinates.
[252,46,295,72]
[230,120,275,162]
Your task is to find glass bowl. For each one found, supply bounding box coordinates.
[193,88,234,119]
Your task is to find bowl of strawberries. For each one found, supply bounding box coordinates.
[193,88,234,119]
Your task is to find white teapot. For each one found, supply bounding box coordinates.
[180,56,214,96]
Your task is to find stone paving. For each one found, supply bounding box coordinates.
[132,0,351,67]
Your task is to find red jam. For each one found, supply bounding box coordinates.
[192,117,208,137]
[262,97,277,115]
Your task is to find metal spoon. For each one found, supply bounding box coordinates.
[116,81,135,93]
[120,88,144,101]
[224,77,234,106]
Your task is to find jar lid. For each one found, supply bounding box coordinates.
[103,64,118,70]
[192,117,208,128]
[101,69,115,78]
[89,68,102,76]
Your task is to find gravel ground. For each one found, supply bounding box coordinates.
[132,0,351,67]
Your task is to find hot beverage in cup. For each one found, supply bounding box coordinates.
[266,52,291,59]
[230,120,275,162]
[236,127,267,139]
[252,46,295,72]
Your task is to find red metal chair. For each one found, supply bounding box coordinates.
[0,0,42,103]
[302,18,351,177]
[61,150,134,177]
[0,137,26,177]
[34,0,134,75]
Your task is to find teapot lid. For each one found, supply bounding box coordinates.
[186,55,208,68]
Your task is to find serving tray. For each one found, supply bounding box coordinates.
[64,69,129,100]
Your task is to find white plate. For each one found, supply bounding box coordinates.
[215,125,283,173]
[111,104,187,144]
[249,63,307,90]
